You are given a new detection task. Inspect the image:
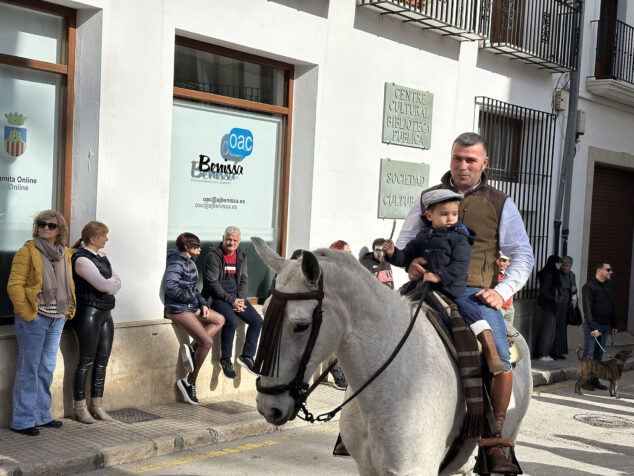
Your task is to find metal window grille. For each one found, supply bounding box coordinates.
[356,0,486,40]
[475,97,556,299]
[480,0,582,72]
[593,19,634,85]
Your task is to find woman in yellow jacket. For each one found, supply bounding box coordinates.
[7,210,76,436]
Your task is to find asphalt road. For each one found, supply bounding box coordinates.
[82,371,634,476]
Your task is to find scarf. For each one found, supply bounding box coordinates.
[34,237,72,317]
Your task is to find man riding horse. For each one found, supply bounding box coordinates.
[397,132,534,474]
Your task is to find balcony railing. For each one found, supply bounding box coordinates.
[593,19,634,85]
[480,0,581,72]
[357,0,486,40]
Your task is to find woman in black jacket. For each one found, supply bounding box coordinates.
[533,255,562,361]
[70,221,121,424]
[164,233,224,405]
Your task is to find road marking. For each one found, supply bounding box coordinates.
[131,440,280,473]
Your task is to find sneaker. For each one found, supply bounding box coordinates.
[176,378,198,405]
[180,343,195,373]
[237,355,258,376]
[220,358,237,379]
[537,356,554,362]
[330,369,348,390]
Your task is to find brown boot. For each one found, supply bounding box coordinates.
[477,330,505,375]
[73,399,95,424]
[487,369,519,473]
[89,397,114,421]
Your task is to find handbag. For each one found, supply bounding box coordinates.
[566,301,582,326]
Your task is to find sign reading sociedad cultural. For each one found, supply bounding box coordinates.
[378,159,429,219]
[382,83,433,149]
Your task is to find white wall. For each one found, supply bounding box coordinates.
[61,0,567,320]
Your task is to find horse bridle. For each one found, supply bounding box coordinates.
[255,275,326,418]
[256,273,430,424]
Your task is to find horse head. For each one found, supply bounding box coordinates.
[252,237,349,425]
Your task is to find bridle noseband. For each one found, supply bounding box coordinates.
[255,274,325,417]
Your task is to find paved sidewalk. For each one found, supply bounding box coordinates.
[1,341,632,476]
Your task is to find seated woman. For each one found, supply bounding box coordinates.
[163,233,224,405]
[7,210,76,436]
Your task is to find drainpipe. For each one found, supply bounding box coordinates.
[554,0,585,257]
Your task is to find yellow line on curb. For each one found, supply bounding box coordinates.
[131,440,280,473]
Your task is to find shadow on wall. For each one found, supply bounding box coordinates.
[268,0,329,18]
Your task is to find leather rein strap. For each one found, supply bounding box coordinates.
[257,278,430,424]
[256,275,325,409]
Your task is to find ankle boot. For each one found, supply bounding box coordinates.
[477,330,505,375]
[73,399,95,424]
[89,397,114,421]
[487,369,519,473]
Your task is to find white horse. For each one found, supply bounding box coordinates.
[253,238,532,476]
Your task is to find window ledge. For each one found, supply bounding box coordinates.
[586,77,634,108]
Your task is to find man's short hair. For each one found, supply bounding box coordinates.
[562,256,573,264]
[453,132,488,157]
[224,225,241,238]
[594,262,608,272]
[372,238,385,249]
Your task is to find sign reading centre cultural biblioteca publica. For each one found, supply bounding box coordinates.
[382,83,433,149]
[378,159,430,219]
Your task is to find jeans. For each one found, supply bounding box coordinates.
[462,287,511,372]
[582,321,610,361]
[211,299,263,359]
[12,314,65,430]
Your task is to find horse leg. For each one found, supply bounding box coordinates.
[488,369,520,474]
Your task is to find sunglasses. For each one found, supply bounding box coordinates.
[374,249,384,254]
[37,221,58,230]
[188,242,201,250]
[605,268,613,272]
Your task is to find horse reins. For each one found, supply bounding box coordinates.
[256,274,429,424]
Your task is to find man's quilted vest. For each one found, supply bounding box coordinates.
[420,171,507,289]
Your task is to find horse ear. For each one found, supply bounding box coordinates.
[252,237,289,273]
[301,250,321,285]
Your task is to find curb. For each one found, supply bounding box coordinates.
[532,360,634,387]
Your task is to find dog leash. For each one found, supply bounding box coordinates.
[594,336,606,353]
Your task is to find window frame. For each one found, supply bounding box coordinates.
[173,36,294,255]
[0,0,75,221]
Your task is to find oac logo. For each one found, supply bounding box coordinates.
[3,112,27,158]
[220,128,253,163]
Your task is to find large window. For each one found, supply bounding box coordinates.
[0,0,75,324]
[169,38,293,298]
[475,97,556,299]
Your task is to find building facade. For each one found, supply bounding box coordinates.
[0,0,632,424]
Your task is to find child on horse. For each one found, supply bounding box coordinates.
[383,189,505,375]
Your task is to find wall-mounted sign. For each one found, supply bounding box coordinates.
[377,159,429,219]
[382,83,433,149]
[168,100,282,241]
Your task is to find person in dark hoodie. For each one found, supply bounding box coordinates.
[359,238,394,289]
[164,232,224,405]
[383,188,504,375]
[532,254,562,362]
[202,226,262,380]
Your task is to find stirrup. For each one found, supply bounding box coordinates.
[474,441,523,475]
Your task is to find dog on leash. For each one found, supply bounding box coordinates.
[574,345,631,398]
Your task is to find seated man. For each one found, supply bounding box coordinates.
[202,226,263,379]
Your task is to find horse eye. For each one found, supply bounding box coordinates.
[293,323,310,333]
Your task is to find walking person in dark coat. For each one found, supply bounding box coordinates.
[550,255,576,359]
[581,262,617,390]
[533,255,562,361]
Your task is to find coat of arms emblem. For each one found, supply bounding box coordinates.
[4,112,27,158]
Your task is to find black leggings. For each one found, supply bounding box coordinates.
[71,305,114,400]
